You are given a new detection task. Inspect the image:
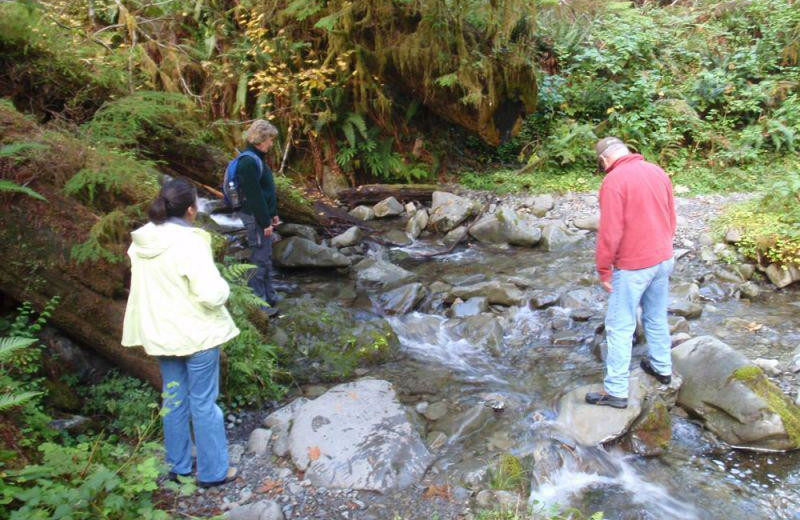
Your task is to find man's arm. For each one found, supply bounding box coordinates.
[596,179,625,283]
[238,156,272,229]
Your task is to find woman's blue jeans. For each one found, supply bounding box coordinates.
[604,258,675,398]
[158,347,228,482]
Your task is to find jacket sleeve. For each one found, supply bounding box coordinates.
[596,179,625,283]
[179,233,231,308]
[263,165,278,218]
[238,156,272,229]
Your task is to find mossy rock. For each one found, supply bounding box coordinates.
[270,296,400,383]
[624,397,672,456]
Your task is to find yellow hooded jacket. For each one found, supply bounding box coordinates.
[122,220,239,356]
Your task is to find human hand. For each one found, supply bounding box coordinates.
[264,225,274,237]
[601,280,613,293]
[272,215,281,226]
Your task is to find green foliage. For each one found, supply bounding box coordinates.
[489,453,529,493]
[475,506,604,520]
[336,123,432,183]
[63,148,159,207]
[219,263,286,407]
[2,298,60,377]
[0,180,46,202]
[460,168,600,194]
[0,337,40,412]
[730,365,800,445]
[78,371,160,438]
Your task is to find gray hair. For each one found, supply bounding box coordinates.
[245,119,279,145]
[595,136,629,159]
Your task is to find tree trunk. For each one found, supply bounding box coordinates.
[337,183,439,207]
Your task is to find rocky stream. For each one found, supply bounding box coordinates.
[185,189,800,520]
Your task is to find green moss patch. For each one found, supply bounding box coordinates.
[489,453,529,494]
[730,365,800,447]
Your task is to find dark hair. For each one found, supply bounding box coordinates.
[148,178,198,224]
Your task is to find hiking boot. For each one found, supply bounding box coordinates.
[260,305,280,317]
[198,467,238,489]
[585,392,628,409]
[640,358,672,385]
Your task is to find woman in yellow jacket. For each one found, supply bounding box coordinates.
[122,178,240,487]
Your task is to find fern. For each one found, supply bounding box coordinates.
[0,179,46,201]
[0,336,41,411]
[0,336,37,361]
[0,141,47,162]
[0,390,41,411]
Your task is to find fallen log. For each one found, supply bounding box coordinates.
[337,184,439,208]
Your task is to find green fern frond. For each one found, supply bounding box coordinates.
[0,179,47,201]
[0,391,41,411]
[0,336,37,360]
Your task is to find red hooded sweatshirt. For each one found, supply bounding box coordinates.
[595,154,675,282]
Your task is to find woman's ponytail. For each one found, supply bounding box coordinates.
[147,178,197,224]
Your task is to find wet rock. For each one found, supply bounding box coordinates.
[673,248,690,261]
[382,229,412,246]
[754,358,781,376]
[444,314,505,356]
[450,297,488,318]
[434,403,494,441]
[530,290,560,308]
[530,194,554,217]
[331,226,363,248]
[668,300,704,319]
[494,490,521,510]
[669,316,689,334]
[500,275,535,289]
[49,414,90,433]
[725,227,742,244]
[247,428,272,456]
[229,443,245,465]
[736,263,755,280]
[468,206,541,247]
[442,273,486,286]
[765,263,800,288]
[698,233,714,247]
[624,397,672,456]
[552,331,583,346]
[447,281,525,306]
[276,223,318,243]
[427,431,448,450]
[225,499,284,520]
[672,336,800,451]
[423,401,449,422]
[573,215,599,231]
[475,489,494,507]
[264,398,309,457]
[429,281,453,294]
[539,223,583,251]
[349,205,375,221]
[560,288,599,310]
[738,281,760,299]
[570,308,594,321]
[555,377,645,445]
[715,267,744,284]
[428,191,481,232]
[373,196,404,218]
[671,333,692,347]
[371,283,425,315]
[286,379,432,491]
[273,237,351,268]
[353,258,416,291]
[405,202,417,215]
[406,208,428,239]
[442,225,469,246]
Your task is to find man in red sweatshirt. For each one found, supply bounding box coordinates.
[585,137,677,409]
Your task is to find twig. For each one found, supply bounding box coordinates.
[278,125,293,175]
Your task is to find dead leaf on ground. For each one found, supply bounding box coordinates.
[308,445,321,461]
[256,479,283,494]
[744,322,763,332]
[422,484,452,500]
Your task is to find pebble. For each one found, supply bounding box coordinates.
[754,358,781,376]
[277,467,293,479]
[415,401,429,414]
[423,401,448,421]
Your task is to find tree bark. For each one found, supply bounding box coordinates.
[337,183,439,207]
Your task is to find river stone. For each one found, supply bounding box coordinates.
[273,237,351,268]
[530,290,560,308]
[530,194,555,217]
[555,377,645,446]
[427,431,448,450]
[467,206,541,247]
[246,428,272,456]
[444,314,505,356]
[736,263,756,280]
[264,398,309,457]
[573,215,599,232]
[349,205,375,221]
[373,196,404,218]
[353,258,416,290]
[406,208,429,239]
[624,397,672,456]
[447,281,525,306]
[715,267,744,284]
[371,283,425,315]
[276,223,318,243]
[672,332,692,347]
[286,379,431,492]
[450,297,488,318]
[428,191,480,232]
[754,358,781,376]
[423,401,449,422]
[539,223,583,251]
[560,288,598,310]
[668,300,704,319]
[382,229,412,246]
[225,499,284,520]
[725,227,743,244]
[331,226,363,248]
[738,281,760,299]
[766,263,800,288]
[442,225,469,246]
[442,273,486,286]
[672,336,800,451]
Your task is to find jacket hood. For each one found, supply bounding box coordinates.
[129,222,186,259]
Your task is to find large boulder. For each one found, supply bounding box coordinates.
[468,206,541,247]
[446,281,525,306]
[672,336,800,451]
[373,196,404,218]
[428,191,480,232]
[331,226,363,248]
[284,379,432,492]
[276,223,318,243]
[349,205,375,221]
[371,283,425,314]
[444,314,505,356]
[272,237,351,268]
[765,263,800,288]
[539,222,583,251]
[353,258,416,290]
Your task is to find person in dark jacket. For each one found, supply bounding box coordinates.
[237,120,281,315]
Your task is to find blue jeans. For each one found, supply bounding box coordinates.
[158,347,228,482]
[604,258,674,398]
[241,213,277,306]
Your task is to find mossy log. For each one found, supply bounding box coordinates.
[337,184,439,208]
[0,185,161,387]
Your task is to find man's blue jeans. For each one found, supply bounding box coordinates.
[604,257,674,398]
[158,347,228,482]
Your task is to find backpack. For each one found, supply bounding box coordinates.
[222,150,263,209]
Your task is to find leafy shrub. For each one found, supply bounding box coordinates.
[78,371,160,438]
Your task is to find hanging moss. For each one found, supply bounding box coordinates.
[730,365,800,447]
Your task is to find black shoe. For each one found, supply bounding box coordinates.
[167,471,191,483]
[198,467,238,488]
[260,305,280,317]
[640,358,672,385]
[585,392,628,409]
